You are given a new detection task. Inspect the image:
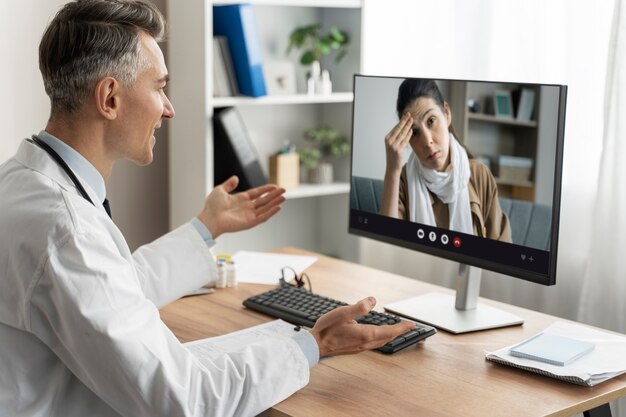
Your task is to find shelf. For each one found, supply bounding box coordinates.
[468,113,538,127]
[495,178,534,187]
[212,0,362,7]
[212,92,354,107]
[284,182,350,199]
[168,1,361,260]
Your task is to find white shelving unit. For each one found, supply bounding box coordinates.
[284,182,350,199]
[167,0,362,259]
[212,0,361,7]
[467,112,538,128]
[447,81,550,202]
[212,92,354,107]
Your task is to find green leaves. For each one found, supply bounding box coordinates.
[300,51,317,65]
[298,126,350,168]
[287,24,320,52]
[286,24,350,65]
[298,148,322,170]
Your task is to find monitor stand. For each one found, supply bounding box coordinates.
[384,264,524,334]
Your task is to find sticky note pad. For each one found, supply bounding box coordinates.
[510,333,595,366]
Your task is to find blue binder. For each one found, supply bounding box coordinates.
[213,4,267,97]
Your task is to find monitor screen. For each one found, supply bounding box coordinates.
[349,75,567,293]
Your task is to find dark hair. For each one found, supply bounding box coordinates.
[396,78,463,143]
[39,0,165,116]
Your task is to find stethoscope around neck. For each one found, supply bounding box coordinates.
[28,134,97,208]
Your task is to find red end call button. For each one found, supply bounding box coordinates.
[453,237,462,248]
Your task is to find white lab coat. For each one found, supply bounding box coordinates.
[0,140,310,417]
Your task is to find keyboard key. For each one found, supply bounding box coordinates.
[401,329,420,339]
[270,303,311,320]
[387,336,406,348]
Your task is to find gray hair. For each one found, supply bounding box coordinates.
[39,0,165,116]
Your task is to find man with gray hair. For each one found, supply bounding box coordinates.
[0,1,414,416]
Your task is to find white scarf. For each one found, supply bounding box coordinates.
[406,133,473,233]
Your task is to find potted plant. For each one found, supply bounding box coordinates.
[298,126,350,184]
[287,24,349,65]
[286,24,349,94]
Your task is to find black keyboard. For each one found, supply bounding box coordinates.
[243,285,436,354]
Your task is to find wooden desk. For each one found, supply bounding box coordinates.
[160,248,626,417]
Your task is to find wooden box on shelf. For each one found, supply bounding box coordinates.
[269,153,300,189]
[496,155,533,182]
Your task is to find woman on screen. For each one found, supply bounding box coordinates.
[379,78,512,242]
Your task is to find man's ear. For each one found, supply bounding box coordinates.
[94,77,120,120]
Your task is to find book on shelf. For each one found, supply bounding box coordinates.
[218,37,239,96]
[213,4,267,98]
[212,37,240,97]
[212,37,231,97]
[513,88,536,122]
[213,107,267,192]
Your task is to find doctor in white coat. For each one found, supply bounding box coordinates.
[0,1,414,416]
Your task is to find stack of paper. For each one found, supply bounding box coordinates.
[486,321,626,386]
[231,251,317,285]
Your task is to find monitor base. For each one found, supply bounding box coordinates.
[384,292,524,334]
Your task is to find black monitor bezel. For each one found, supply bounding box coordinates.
[348,74,567,286]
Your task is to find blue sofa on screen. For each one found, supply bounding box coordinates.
[350,176,551,250]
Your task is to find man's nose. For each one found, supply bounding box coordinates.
[163,95,175,119]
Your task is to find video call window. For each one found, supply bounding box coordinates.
[351,76,562,252]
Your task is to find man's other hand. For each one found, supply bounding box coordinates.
[198,176,285,239]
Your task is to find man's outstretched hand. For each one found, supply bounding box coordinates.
[310,297,416,358]
[198,176,286,239]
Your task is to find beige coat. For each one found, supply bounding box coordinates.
[398,159,512,242]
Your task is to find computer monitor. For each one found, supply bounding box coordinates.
[349,75,567,333]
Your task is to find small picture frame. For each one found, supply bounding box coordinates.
[494,90,514,118]
[264,60,297,96]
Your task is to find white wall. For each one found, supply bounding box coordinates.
[0,0,170,251]
[359,0,613,322]
[0,1,66,162]
[351,76,402,179]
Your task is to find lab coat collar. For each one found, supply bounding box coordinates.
[15,138,105,216]
[36,130,106,203]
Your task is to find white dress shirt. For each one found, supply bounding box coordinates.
[0,134,317,416]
